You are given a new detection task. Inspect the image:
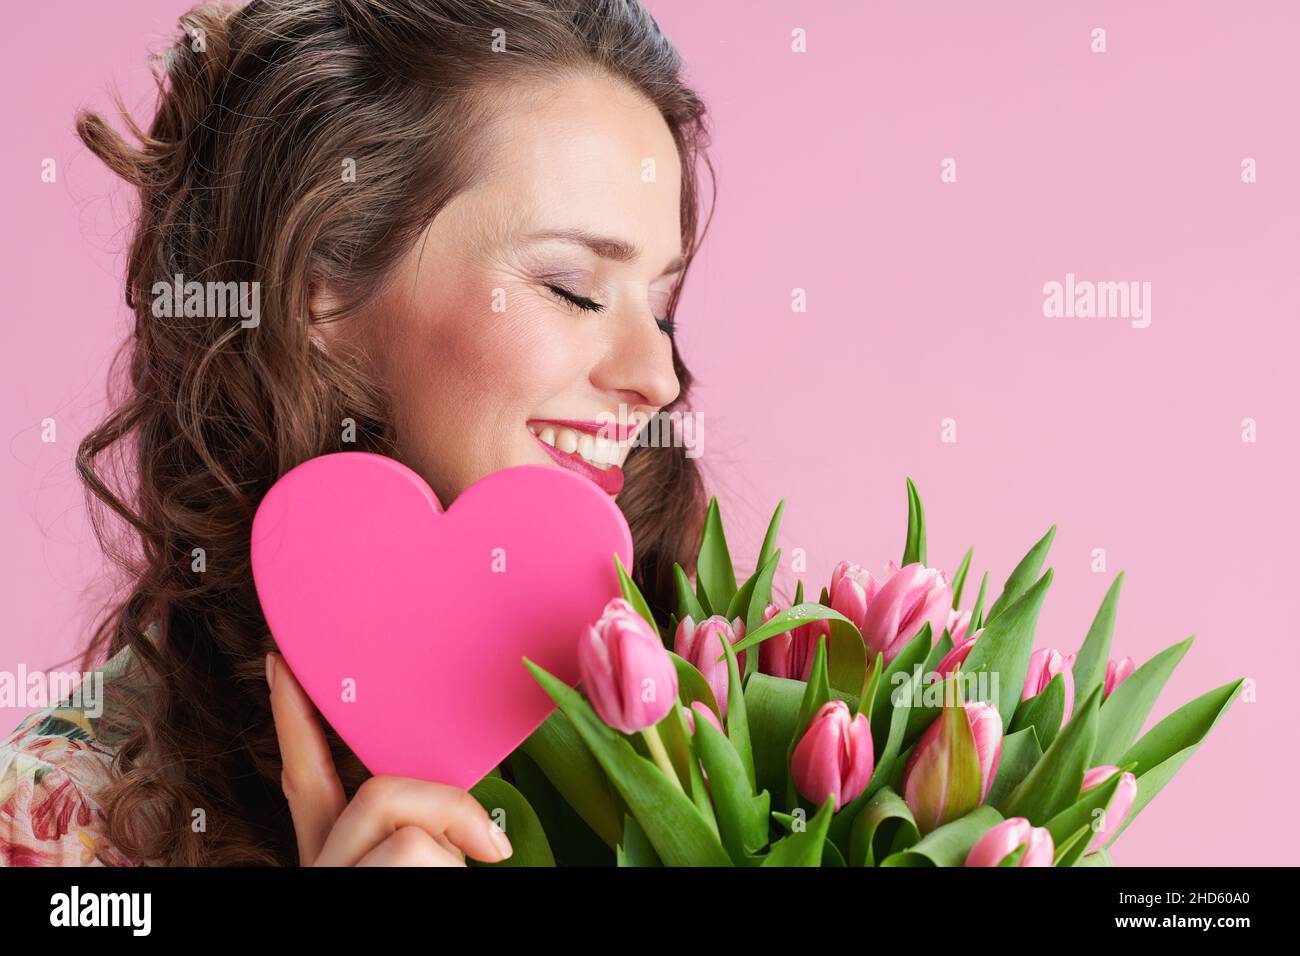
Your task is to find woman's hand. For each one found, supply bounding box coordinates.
[266,650,512,866]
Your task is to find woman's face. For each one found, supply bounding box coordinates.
[327,73,684,507]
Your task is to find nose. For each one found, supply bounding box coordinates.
[591,301,681,411]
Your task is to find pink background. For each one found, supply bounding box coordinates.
[1,1,1294,865]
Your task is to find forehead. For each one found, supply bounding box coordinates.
[473,73,683,253]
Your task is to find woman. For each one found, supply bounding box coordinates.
[0,0,714,866]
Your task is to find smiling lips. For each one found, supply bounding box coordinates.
[526,419,636,497]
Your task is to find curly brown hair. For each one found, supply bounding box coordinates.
[70,0,714,865]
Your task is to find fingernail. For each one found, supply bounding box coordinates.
[487,820,513,860]
[265,652,276,691]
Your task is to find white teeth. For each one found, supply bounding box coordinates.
[529,423,619,470]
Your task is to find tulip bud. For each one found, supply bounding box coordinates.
[965,817,1054,867]
[828,560,880,632]
[947,608,973,643]
[757,602,823,682]
[1081,765,1137,853]
[902,700,1002,832]
[860,563,952,664]
[578,598,678,734]
[931,632,981,681]
[683,699,724,736]
[1023,647,1076,725]
[1103,656,1136,699]
[790,700,874,811]
[674,614,746,719]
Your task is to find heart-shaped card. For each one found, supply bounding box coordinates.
[250,452,633,789]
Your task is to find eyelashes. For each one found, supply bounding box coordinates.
[543,283,676,337]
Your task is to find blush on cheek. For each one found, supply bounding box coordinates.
[435,287,585,409]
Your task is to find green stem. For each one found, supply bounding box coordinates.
[641,722,684,793]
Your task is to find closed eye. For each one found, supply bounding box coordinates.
[545,282,676,338]
[545,283,605,313]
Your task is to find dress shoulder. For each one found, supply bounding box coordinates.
[0,644,138,867]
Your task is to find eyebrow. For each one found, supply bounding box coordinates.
[522,227,685,277]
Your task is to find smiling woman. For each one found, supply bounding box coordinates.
[0,0,717,867]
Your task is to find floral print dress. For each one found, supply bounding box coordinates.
[0,643,139,867]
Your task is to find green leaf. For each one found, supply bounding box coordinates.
[616,814,662,866]
[951,548,973,609]
[1078,848,1114,867]
[1071,573,1125,702]
[847,786,920,866]
[1052,824,1092,867]
[668,651,722,718]
[985,726,1043,807]
[761,797,835,866]
[1094,636,1194,764]
[1042,766,1126,866]
[1008,672,1066,752]
[508,748,613,866]
[524,659,731,866]
[968,571,989,630]
[745,673,804,808]
[696,498,737,615]
[960,570,1053,726]
[984,525,1056,625]
[757,499,785,574]
[468,777,556,866]
[719,633,756,791]
[744,549,781,635]
[1107,679,1244,845]
[880,804,1003,867]
[673,563,707,625]
[903,477,927,566]
[826,618,869,701]
[518,710,624,849]
[658,701,719,836]
[870,624,934,738]
[1001,686,1103,824]
[693,716,770,863]
[615,553,657,632]
[732,603,853,656]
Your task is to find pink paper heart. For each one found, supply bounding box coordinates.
[251,452,632,789]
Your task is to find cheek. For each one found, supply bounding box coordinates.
[387,277,591,431]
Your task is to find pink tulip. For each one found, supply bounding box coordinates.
[828,560,881,632]
[932,632,981,681]
[790,700,874,811]
[683,699,724,736]
[965,817,1055,867]
[757,602,824,682]
[947,608,973,643]
[674,614,747,719]
[902,701,1003,832]
[1023,647,1075,725]
[1081,765,1138,853]
[860,563,953,664]
[1104,656,1136,699]
[578,598,678,734]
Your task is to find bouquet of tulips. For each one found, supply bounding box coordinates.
[476,479,1243,866]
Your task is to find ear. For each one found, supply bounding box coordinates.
[307,279,344,352]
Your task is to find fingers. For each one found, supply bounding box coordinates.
[355,826,467,867]
[267,651,348,866]
[312,776,513,868]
